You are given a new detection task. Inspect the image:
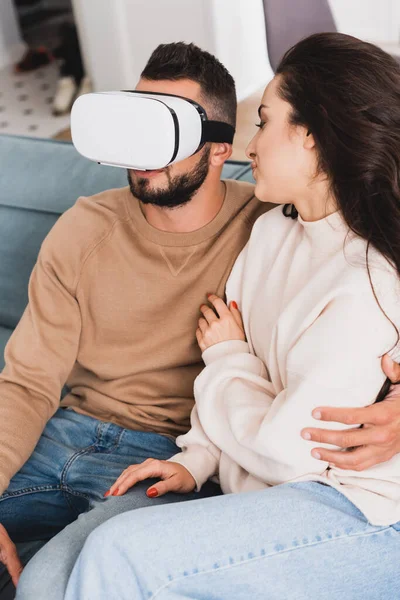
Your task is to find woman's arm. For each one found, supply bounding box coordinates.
[194,293,398,483]
[167,404,221,491]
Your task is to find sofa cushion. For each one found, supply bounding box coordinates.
[0,205,60,329]
[236,166,255,184]
[0,135,128,214]
[0,135,252,214]
[0,326,13,370]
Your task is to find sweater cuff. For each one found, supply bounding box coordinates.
[168,446,218,492]
[202,340,250,366]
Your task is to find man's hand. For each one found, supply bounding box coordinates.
[104,458,196,498]
[0,524,23,587]
[301,354,400,471]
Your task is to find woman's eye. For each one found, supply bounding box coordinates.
[255,121,266,130]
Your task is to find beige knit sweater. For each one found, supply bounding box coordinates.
[0,180,270,495]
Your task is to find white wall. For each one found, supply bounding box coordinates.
[72,0,400,101]
[328,0,400,44]
[72,0,271,100]
[208,0,271,100]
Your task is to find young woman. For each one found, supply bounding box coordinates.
[65,33,400,599]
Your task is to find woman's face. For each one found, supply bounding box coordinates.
[246,76,316,205]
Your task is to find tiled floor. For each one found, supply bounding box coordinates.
[0,62,70,138]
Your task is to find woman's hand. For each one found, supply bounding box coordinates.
[104,459,196,498]
[196,294,245,352]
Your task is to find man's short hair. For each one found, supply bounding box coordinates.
[141,42,237,129]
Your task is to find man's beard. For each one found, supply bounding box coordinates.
[127,146,211,209]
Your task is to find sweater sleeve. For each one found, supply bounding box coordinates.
[167,404,221,492]
[193,293,399,485]
[0,213,84,494]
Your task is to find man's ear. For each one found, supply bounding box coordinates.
[210,142,233,167]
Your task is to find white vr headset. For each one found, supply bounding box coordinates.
[71,90,235,171]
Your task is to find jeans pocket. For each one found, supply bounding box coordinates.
[391,521,400,532]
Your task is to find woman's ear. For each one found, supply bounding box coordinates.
[210,142,233,167]
[304,129,316,150]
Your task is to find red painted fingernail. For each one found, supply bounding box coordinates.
[231,301,238,309]
[112,488,120,496]
[207,293,212,298]
[104,490,111,497]
[147,487,158,498]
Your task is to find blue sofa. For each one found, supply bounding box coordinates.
[0,133,253,599]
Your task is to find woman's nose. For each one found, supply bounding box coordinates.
[246,132,257,161]
[246,141,256,162]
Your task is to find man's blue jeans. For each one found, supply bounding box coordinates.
[0,407,221,599]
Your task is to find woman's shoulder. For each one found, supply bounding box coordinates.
[342,238,400,294]
[333,240,400,349]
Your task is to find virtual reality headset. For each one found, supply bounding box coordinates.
[71,90,235,171]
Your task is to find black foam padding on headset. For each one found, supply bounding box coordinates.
[201,121,235,144]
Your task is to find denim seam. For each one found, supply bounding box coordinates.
[60,484,91,502]
[107,426,125,452]
[0,484,91,505]
[95,422,105,446]
[0,484,62,499]
[60,445,97,512]
[94,426,126,454]
[149,526,393,599]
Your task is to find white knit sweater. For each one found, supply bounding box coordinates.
[169,206,400,526]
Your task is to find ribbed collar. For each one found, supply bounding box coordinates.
[124,180,241,247]
[297,210,350,248]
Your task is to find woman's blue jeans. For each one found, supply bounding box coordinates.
[66,481,400,599]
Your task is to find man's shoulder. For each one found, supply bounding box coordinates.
[224,179,275,227]
[73,185,130,222]
[40,187,130,267]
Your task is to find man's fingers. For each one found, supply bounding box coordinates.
[301,425,392,449]
[311,445,393,471]
[0,525,23,587]
[381,354,400,384]
[311,404,389,426]
[6,549,23,588]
